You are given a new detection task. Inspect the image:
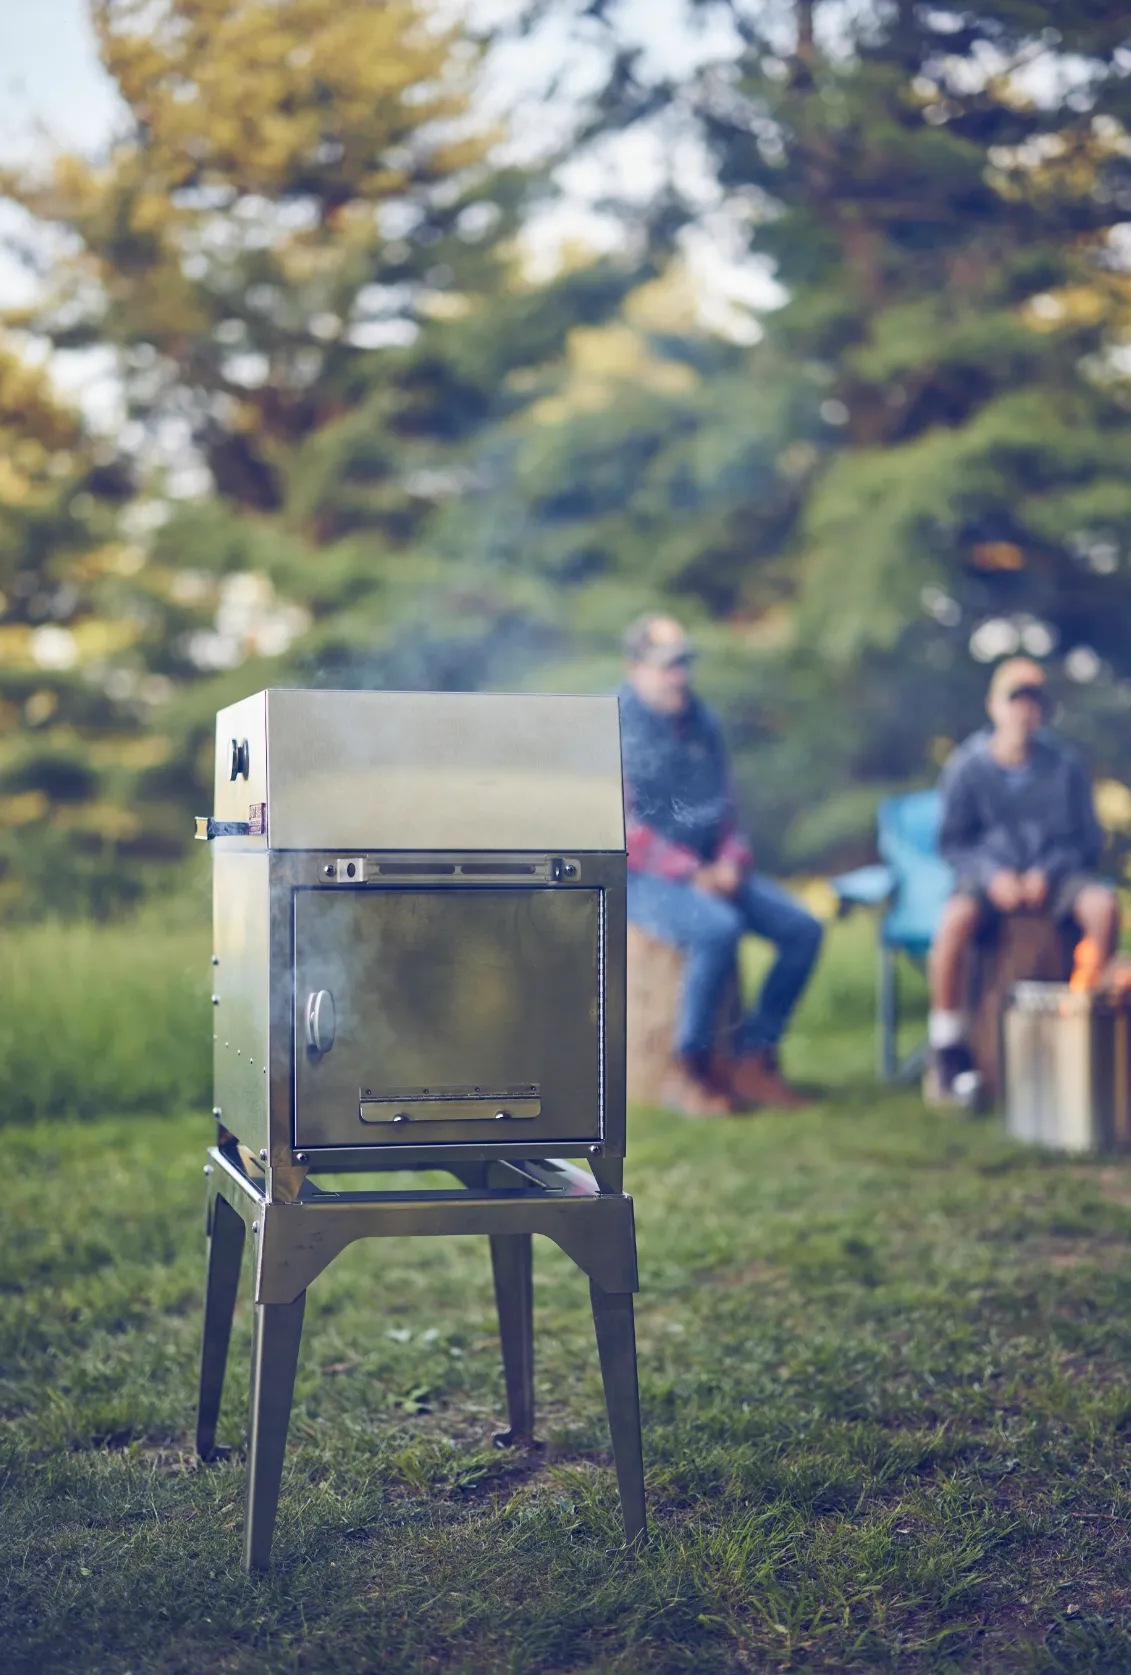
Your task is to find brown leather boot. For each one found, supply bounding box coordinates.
[658,1055,734,1118]
[727,1048,812,1111]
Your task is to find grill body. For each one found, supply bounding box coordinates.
[208,689,626,1183]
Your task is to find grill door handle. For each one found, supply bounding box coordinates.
[306,989,336,1055]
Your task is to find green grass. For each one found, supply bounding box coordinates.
[0,883,911,1130]
[5,916,1131,1672]
[0,906,210,1123]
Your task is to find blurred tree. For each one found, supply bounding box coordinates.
[683,0,1131,865]
[14,0,1131,898]
[482,1,1131,869]
[0,335,210,914]
[413,262,817,673]
[0,0,645,902]
[3,0,531,514]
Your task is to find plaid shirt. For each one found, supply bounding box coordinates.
[619,683,753,882]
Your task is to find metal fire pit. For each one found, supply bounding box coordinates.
[194,689,643,1570]
[1004,981,1131,1153]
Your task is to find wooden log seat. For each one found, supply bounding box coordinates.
[625,924,741,1106]
[969,912,1076,1103]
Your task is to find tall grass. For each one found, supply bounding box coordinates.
[0,888,908,1125]
[0,913,211,1124]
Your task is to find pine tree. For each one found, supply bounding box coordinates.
[0,336,213,913]
[0,0,645,901]
[3,0,526,511]
[681,0,1131,864]
[425,2,1131,871]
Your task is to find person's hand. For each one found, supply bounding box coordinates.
[693,861,725,896]
[1021,868,1049,909]
[987,869,1024,912]
[694,857,743,898]
[711,856,744,898]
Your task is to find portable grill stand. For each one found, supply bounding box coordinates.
[197,1142,644,1572]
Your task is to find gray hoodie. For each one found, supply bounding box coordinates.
[937,728,1104,888]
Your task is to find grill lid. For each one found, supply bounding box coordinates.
[212,688,625,852]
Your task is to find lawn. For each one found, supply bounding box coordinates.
[4,917,1131,1673]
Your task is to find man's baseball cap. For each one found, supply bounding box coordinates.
[988,656,1048,706]
[623,613,695,667]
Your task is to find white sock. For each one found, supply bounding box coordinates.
[928,1009,968,1050]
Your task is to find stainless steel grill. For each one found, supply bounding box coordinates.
[193,688,643,1570]
[1004,981,1131,1153]
[206,687,626,1179]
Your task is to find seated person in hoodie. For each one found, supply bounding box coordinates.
[619,613,823,1118]
[929,656,1120,1099]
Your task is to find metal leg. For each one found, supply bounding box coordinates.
[243,1291,306,1573]
[589,1280,646,1546]
[196,1194,246,1460]
[878,942,898,1080]
[489,1233,535,1445]
[895,1043,929,1085]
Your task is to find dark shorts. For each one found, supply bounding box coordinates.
[955,872,1107,927]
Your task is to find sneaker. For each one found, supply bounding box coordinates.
[925,1042,984,1109]
[727,1049,812,1111]
[658,1056,734,1118]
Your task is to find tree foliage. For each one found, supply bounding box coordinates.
[0,0,647,909]
[4,0,513,508]
[679,0,1131,863]
[8,0,1131,909]
[0,336,197,913]
[449,0,1131,868]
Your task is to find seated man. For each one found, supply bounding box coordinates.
[619,613,823,1117]
[929,656,1120,1100]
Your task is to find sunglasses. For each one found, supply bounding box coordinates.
[645,650,694,669]
[1005,684,1047,707]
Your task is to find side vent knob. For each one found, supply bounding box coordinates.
[305,989,336,1055]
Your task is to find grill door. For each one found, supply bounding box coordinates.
[293,886,602,1149]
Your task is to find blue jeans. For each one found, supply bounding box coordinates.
[627,872,823,1059]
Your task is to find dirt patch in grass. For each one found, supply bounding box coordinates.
[707,1259,792,1290]
[1034,1233,1131,1268]
[1091,1166,1131,1209]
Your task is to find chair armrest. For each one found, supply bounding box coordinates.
[829,863,896,916]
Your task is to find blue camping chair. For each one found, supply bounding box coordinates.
[832,790,955,1081]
